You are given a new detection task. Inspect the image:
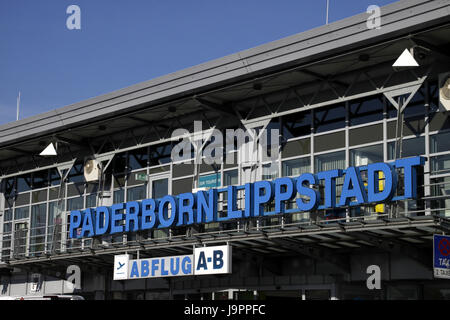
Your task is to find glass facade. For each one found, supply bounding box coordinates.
[0,81,447,260]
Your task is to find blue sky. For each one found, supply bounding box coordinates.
[0,0,397,125]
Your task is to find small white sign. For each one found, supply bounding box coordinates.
[30,273,41,293]
[114,254,131,280]
[194,245,232,275]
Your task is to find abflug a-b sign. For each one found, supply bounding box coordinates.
[69,156,425,239]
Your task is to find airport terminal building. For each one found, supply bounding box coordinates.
[0,0,450,300]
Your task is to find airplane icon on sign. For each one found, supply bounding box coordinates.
[117,262,125,270]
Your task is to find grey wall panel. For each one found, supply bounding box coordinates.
[44,278,64,294]
[82,273,105,292]
[390,256,433,280]
[9,274,27,296]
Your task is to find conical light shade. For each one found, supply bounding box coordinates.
[392,49,419,67]
[40,143,57,156]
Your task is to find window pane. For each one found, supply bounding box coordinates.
[67,164,84,184]
[388,137,425,160]
[127,170,146,187]
[431,154,450,175]
[282,138,310,158]
[314,152,346,218]
[67,197,83,211]
[282,157,311,177]
[32,190,47,203]
[15,193,30,206]
[150,142,174,166]
[30,204,47,256]
[282,111,311,139]
[47,202,62,253]
[86,194,97,208]
[14,207,29,220]
[113,190,125,204]
[315,104,346,133]
[315,151,346,172]
[431,177,450,217]
[350,145,383,167]
[350,96,383,126]
[17,176,32,193]
[4,209,12,222]
[349,124,383,146]
[262,163,279,181]
[223,170,238,186]
[128,147,149,171]
[153,178,169,198]
[314,131,345,153]
[172,178,190,196]
[32,170,49,189]
[430,111,450,132]
[49,168,61,186]
[431,132,450,153]
[127,185,146,201]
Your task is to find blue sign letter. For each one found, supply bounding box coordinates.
[338,167,367,207]
[274,177,296,214]
[253,181,274,216]
[367,162,396,203]
[317,169,342,209]
[296,173,320,211]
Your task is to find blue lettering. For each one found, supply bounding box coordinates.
[196,252,207,271]
[158,195,177,228]
[213,250,224,269]
[393,156,425,200]
[317,169,342,209]
[367,162,397,203]
[338,167,367,206]
[141,199,158,230]
[227,186,243,219]
[151,259,159,276]
[161,258,169,276]
[80,208,95,237]
[253,180,274,216]
[141,260,149,277]
[69,210,83,239]
[182,256,192,274]
[274,177,295,214]
[125,201,140,232]
[95,206,110,236]
[196,189,218,223]
[177,193,195,226]
[130,261,139,278]
[244,183,254,218]
[110,203,124,234]
[170,257,180,275]
[296,173,320,211]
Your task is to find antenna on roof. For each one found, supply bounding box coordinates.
[326,0,330,24]
[16,91,21,121]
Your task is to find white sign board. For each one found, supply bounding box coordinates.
[113,245,232,280]
[194,245,232,275]
[114,254,131,280]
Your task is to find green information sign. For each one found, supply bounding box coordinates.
[198,173,221,189]
[135,173,148,182]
